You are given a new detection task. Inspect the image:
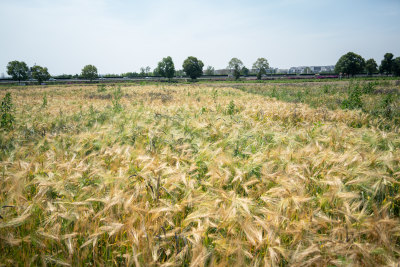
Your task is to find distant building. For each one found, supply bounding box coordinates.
[214,69,230,75]
[276,69,289,74]
[289,65,334,74]
[214,65,334,75]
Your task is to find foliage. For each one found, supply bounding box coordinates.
[241,66,249,76]
[227,58,244,71]
[379,53,394,75]
[81,64,98,81]
[42,93,47,108]
[175,69,185,77]
[393,57,400,76]
[0,92,14,129]
[102,73,123,78]
[182,56,204,80]
[361,82,376,94]
[123,72,140,78]
[6,60,29,82]
[381,93,394,119]
[227,58,243,80]
[233,65,241,80]
[252,57,270,80]
[97,84,106,92]
[155,56,175,80]
[140,66,151,77]
[365,58,378,75]
[31,65,51,84]
[341,82,363,109]
[112,86,123,112]
[334,52,366,76]
[226,100,237,115]
[54,74,73,79]
[204,66,215,75]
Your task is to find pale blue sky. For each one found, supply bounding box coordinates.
[1,0,399,75]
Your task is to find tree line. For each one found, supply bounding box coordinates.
[335,52,400,76]
[5,52,400,84]
[5,56,270,83]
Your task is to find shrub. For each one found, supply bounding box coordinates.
[227,100,237,115]
[97,84,106,93]
[42,93,47,108]
[362,82,376,94]
[342,82,363,110]
[381,93,394,119]
[112,86,123,112]
[1,93,15,129]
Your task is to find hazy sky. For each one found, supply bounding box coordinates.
[1,0,400,75]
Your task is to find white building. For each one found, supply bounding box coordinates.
[289,65,334,74]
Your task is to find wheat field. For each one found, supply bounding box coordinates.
[0,82,399,266]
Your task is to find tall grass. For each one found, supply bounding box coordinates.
[237,80,400,129]
[0,83,399,266]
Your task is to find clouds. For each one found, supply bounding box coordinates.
[0,0,399,75]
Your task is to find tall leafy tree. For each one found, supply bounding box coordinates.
[139,66,151,77]
[227,58,243,70]
[334,52,366,76]
[182,56,204,80]
[379,53,394,75]
[205,66,215,75]
[365,59,378,75]
[140,67,146,77]
[81,65,98,81]
[156,56,175,80]
[393,57,400,76]
[31,65,51,84]
[252,58,270,80]
[227,58,244,80]
[241,66,249,76]
[6,60,29,83]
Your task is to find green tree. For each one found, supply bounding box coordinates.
[228,58,243,80]
[182,56,204,80]
[81,65,98,81]
[6,60,29,83]
[393,57,400,76]
[145,66,151,76]
[252,58,269,80]
[241,66,249,76]
[233,65,241,80]
[365,59,378,75]
[334,52,366,76]
[123,72,139,78]
[156,56,175,80]
[139,66,151,77]
[31,65,51,84]
[379,53,394,75]
[228,58,243,70]
[205,66,215,76]
[140,67,146,77]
